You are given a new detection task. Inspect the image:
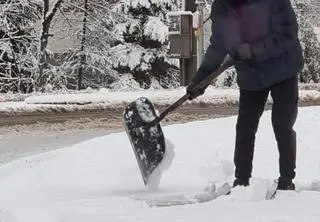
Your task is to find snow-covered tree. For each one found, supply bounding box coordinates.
[294,1,320,83]
[76,0,123,89]
[44,0,123,90]
[37,0,64,90]
[109,0,180,89]
[0,0,41,93]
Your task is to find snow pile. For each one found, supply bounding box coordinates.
[147,138,175,190]
[0,93,29,103]
[299,89,320,101]
[0,107,320,221]
[108,74,142,91]
[299,82,320,90]
[221,178,272,202]
[0,88,318,114]
[0,209,21,222]
[19,87,243,106]
[22,88,320,106]
[144,16,168,44]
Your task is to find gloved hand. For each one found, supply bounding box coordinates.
[234,43,253,61]
[186,81,207,100]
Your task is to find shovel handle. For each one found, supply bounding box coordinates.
[149,58,234,126]
[194,58,234,91]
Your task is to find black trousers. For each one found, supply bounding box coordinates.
[234,77,298,180]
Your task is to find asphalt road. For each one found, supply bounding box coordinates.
[0,102,319,165]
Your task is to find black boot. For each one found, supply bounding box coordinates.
[233,178,249,187]
[276,178,295,190]
[226,178,249,195]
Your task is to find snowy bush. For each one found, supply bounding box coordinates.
[214,68,238,88]
[295,1,320,83]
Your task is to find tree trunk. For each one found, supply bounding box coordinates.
[38,0,63,89]
[78,0,89,90]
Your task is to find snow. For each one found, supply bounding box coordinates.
[0,87,319,114]
[121,0,174,9]
[144,16,168,44]
[135,97,157,122]
[110,44,146,71]
[150,0,173,6]
[0,209,20,222]
[147,138,175,190]
[0,106,320,221]
[314,26,320,42]
[131,0,151,9]
[108,74,142,91]
[168,11,194,16]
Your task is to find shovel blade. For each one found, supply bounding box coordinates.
[123,97,166,186]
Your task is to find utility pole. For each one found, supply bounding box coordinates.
[180,0,198,86]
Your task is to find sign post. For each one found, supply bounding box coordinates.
[168,0,204,86]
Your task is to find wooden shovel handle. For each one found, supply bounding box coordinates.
[147,58,234,126]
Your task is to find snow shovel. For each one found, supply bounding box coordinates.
[123,58,234,186]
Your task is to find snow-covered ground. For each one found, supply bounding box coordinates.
[0,87,320,113]
[0,106,320,222]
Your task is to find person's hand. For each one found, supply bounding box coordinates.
[235,43,253,60]
[186,81,207,100]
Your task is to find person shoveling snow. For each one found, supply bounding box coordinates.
[123,0,304,198]
[186,0,304,192]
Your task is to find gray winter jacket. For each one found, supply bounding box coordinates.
[192,0,304,90]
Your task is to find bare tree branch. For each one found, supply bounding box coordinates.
[38,0,64,88]
[0,36,38,41]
